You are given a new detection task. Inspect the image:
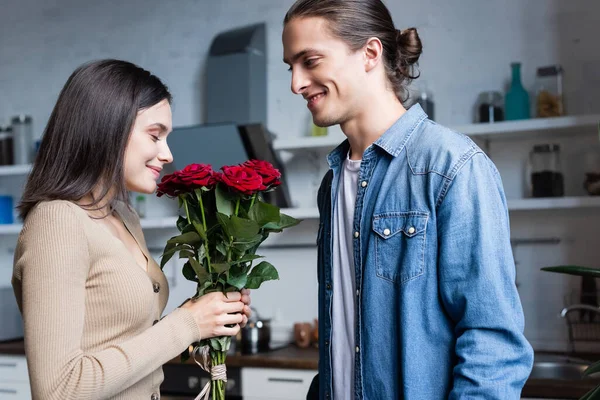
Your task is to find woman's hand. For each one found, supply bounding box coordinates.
[181,291,245,339]
[240,288,252,328]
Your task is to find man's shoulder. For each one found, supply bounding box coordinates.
[403,118,482,180]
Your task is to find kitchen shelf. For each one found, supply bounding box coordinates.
[0,224,23,234]
[216,197,600,222]
[456,114,600,141]
[2,198,594,235]
[507,196,600,211]
[0,164,32,176]
[139,217,178,229]
[273,114,600,152]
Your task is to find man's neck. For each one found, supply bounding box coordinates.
[341,92,407,160]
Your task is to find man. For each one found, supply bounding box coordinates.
[282,0,534,399]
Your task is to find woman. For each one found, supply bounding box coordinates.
[12,59,251,399]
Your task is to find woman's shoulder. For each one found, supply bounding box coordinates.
[23,200,87,230]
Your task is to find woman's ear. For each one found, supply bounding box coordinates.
[363,37,383,72]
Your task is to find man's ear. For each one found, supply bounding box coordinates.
[363,37,383,72]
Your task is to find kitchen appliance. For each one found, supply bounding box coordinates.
[0,287,23,342]
[241,308,271,355]
[161,363,242,399]
[167,122,292,208]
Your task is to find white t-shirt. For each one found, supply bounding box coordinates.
[332,153,361,400]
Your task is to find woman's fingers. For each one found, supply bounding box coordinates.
[222,301,245,314]
[219,312,244,325]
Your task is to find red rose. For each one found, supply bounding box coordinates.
[218,165,263,195]
[177,163,216,189]
[156,164,216,197]
[243,159,281,190]
[156,173,186,197]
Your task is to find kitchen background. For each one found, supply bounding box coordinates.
[0,0,600,363]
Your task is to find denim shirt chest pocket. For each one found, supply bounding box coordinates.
[372,211,429,284]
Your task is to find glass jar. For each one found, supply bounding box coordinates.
[475,91,504,123]
[11,115,33,165]
[529,143,564,197]
[535,65,564,118]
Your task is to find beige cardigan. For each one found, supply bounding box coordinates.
[12,200,200,400]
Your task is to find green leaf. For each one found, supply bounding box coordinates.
[278,213,302,229]
[229,215,260,239]
[215,184,234,216]
[196,280,213,297]
[227,271,248,289]
[249,201,280,226]
[182,262,198,282]
[210,337,223,351]
[216,242,228,256]
[245,261,279,289]
[581,384,600,400]
[217,213,232,238]
[176,215,188,232]
[160,243,192,268]
[211,263,230,274]
[210,336,232,353]
[178,250,196,259]
[189,257,210,283]
[584,360,600,377]
[167,231,202,246]
[232,234,264,252]
[541,265,600,278]
[230,254,263,266]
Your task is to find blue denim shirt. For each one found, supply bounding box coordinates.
[315,105,534,399]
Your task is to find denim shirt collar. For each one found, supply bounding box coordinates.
[327,104,427,168]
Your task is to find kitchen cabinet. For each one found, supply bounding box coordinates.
[0,355,30,399]
[241,367,317,400]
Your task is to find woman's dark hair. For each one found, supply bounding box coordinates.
[284,0,422,102]
[18,59,172,220]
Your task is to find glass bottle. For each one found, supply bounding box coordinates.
[505,63,530,121]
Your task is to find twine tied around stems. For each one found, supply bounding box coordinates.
[193,345,228,400]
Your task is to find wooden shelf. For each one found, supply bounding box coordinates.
[273,114,600,152]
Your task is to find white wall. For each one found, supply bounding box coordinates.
[1,0,600,350]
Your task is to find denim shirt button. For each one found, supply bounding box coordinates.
[355,346,360,353]
[325,340,329,346]
[356,289,360,296]
[408,226,416,234]
[361,181,368,188]
[383,228,391,236]
[327,284,332,290]
[354,231,360,238]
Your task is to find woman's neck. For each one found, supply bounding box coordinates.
[77,187,116,218]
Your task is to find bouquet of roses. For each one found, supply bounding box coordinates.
[156,160,300,400]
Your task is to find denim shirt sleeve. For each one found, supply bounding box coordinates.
[437,152,534,399]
